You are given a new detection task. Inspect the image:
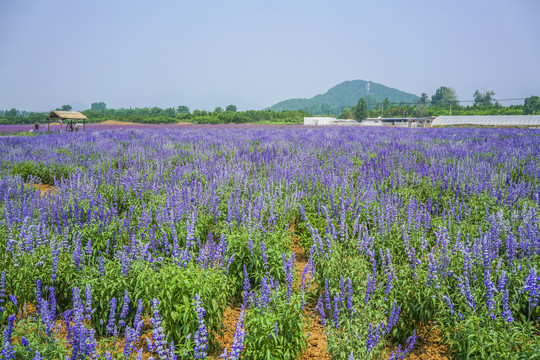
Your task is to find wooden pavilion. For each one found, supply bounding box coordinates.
[46,111,87,132]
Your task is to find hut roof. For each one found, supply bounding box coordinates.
[46,111,87,120]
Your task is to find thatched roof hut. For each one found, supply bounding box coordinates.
[46,111,87,131]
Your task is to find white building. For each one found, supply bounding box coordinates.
[304,117,337,125]
[432,115,540,127]
[304,117,360,126]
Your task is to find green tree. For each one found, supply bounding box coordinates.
[225,105,237,112]
[150,107,163,116]
[415,93,430,117]
[214,106,223,113]
[338,108,352,119]
[353,98,368,120]
[473,90,496,107]
[164,107,176,117]
[418,93,430,106]
[59,104,72,111]
[523,96,540,115]
[431,87,458,107]
[90,102,107,111]
[177,105,190,115]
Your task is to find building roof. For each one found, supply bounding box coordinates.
[46,111,87,120]
[432,115,540,126]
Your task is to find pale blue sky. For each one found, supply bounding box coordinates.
[1,0,539,111]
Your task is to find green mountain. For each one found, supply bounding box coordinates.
[267,80,419,116]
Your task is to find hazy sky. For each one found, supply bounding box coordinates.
[1,0,539,112]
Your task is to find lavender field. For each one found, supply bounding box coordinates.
[1,126,539,359]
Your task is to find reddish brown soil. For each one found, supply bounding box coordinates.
[408,324,449,360]
[385,323,449,360]
[301,309,331,360]
[210,307,243,359]
[26,183,56,197]
[35,184,56,197]
[288,223,331,360]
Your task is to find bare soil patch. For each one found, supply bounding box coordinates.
[99,120,144,125]
[288,223,330,360]
[210,307,243,359]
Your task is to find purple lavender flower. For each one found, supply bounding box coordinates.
[366,322,383,353]
[243,264,251,307]
[194,294,208,359]
[283,252,295,302]
[8,294,16,307]
[123,326,134,359]
[51,246,60,282]
[35,279,42,303]
[68,287,93,360]
[483,266,496,320]
[260,240,268,272]
[98,256,105,276]
[456,274,475,310]
[0,270,5,313]
[85,239,93,258]
[119,290,130,328]
[226,253,235,274]
[324,279,331,311]
[317,296,327,326]
[346,277,353,311]
[148,298,169,359]
[84,284,93,321]
[333,295,340,329]
[248,237,254,254]
[385,301,401,334]
[229,309,246,359]
[106,297,118,336]
[222,308,246,359]
[522,267,539,320]
[1,314,16,359]
[121,251,132,277]
[388,330,417,360]
[48,287,56,321]
[73,239,82,270]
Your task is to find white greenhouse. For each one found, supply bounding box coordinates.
[432,115,540,127]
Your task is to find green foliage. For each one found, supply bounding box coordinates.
[244,292,307,360]
[337,108,352,119]
[473,89,496,107]
[523,95,540,115]
[431,86,458,108]
[134,263,232,351]
[90,102,107,111]
[352,98,368,120]
[226,229,288,296]
[13,317,68,360]
[10,161,75,185]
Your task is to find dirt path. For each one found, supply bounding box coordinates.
[25,183,55,197]
[407,323,449,360]
[288,224,331,360]
[211,306,243,359]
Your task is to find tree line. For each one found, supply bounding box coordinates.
[0,103,308,125]
[338,87,540,120]
[1,89,539,125]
